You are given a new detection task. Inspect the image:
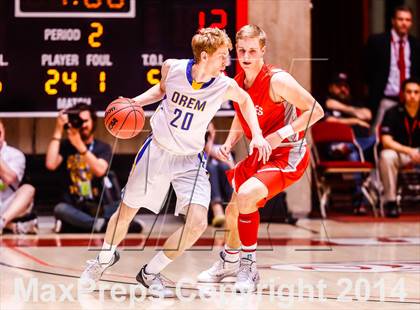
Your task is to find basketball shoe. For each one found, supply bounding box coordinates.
[79,251,120,289]
[197,251,240,282]
[136,265,175,298]
[234,258,260,293]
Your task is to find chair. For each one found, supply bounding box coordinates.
[310,121,378,218]
[396,165,420,209]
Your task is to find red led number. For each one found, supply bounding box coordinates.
[63,0,125,9]
[198,9,227,29]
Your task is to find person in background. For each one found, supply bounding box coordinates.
[365,5,420,128]
[323,72,376,214]
[0,119,37,234]
[324,72,376,156]
[45,103,143,233]
[379,77,420,218]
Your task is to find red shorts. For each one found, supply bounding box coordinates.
[226,145,310,208]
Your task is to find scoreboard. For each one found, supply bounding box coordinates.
[0,0,247,115]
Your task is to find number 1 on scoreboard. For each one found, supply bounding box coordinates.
[99,71,106,92]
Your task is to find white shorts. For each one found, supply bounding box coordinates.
[122,136,210,216]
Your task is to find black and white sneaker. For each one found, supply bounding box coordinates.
[79,251,120,289]
[136,265,175,298]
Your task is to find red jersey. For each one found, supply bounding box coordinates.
[233,64,304,144]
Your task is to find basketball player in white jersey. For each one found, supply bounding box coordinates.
[79,27,271,297]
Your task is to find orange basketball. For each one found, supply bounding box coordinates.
[104,97,145,139]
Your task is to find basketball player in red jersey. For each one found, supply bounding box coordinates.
[198,25,324,292]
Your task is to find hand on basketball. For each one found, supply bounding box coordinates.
[118,96,137,105]
[249,134,272,164]
[218,143,232,161]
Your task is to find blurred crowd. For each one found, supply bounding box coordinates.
[320,5,419,217]
[0,6,418,235]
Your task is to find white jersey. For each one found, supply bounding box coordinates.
[150,59,231,155]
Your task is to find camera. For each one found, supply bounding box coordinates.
[63,109,86,130]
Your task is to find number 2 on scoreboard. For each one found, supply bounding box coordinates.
[89,22,103,48]
[44,69,60,95]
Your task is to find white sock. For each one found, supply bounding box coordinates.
[98,241,117,264]
[223,245,240,263]
[241,243,257,262]
[145,251,172,275]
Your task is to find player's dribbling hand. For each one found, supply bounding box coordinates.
[249,135,272,164]
[218,144,232,161]
[118,96,137,105]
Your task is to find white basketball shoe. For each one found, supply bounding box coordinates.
[197,251,240,283]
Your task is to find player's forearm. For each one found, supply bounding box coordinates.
[237,98,262,138]
[0,158,18,185]
[132,83,165,107]
[225,115,244,148]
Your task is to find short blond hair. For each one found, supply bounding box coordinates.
[236,24,266,48]
[191,27,232,63]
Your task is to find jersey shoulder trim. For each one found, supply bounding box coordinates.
[185,59,216,90]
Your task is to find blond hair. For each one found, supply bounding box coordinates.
[191,27,232,63]
[236,24,266,48]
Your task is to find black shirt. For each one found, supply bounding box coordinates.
[381,105,419,148]
[59,139,112,206]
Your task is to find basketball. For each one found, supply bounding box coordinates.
[104,97,145,139]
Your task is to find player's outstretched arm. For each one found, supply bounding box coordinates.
[130,59,176,107]
[225,79,271,163]
[266,72,324,148]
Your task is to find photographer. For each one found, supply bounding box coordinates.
[45,103,142,233]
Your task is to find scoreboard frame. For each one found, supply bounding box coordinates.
[0,0,247,117]
[14,0,137,18]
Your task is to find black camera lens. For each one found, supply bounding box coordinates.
[63,110,86,129]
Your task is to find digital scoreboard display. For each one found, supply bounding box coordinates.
[0,0,246,115]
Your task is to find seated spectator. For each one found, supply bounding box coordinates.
[379,77,420,218]
[323,72,376,214]
[46,104,142,233]
[205,122,234,227]
[0,119,37,234]
[324,72,376,157]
